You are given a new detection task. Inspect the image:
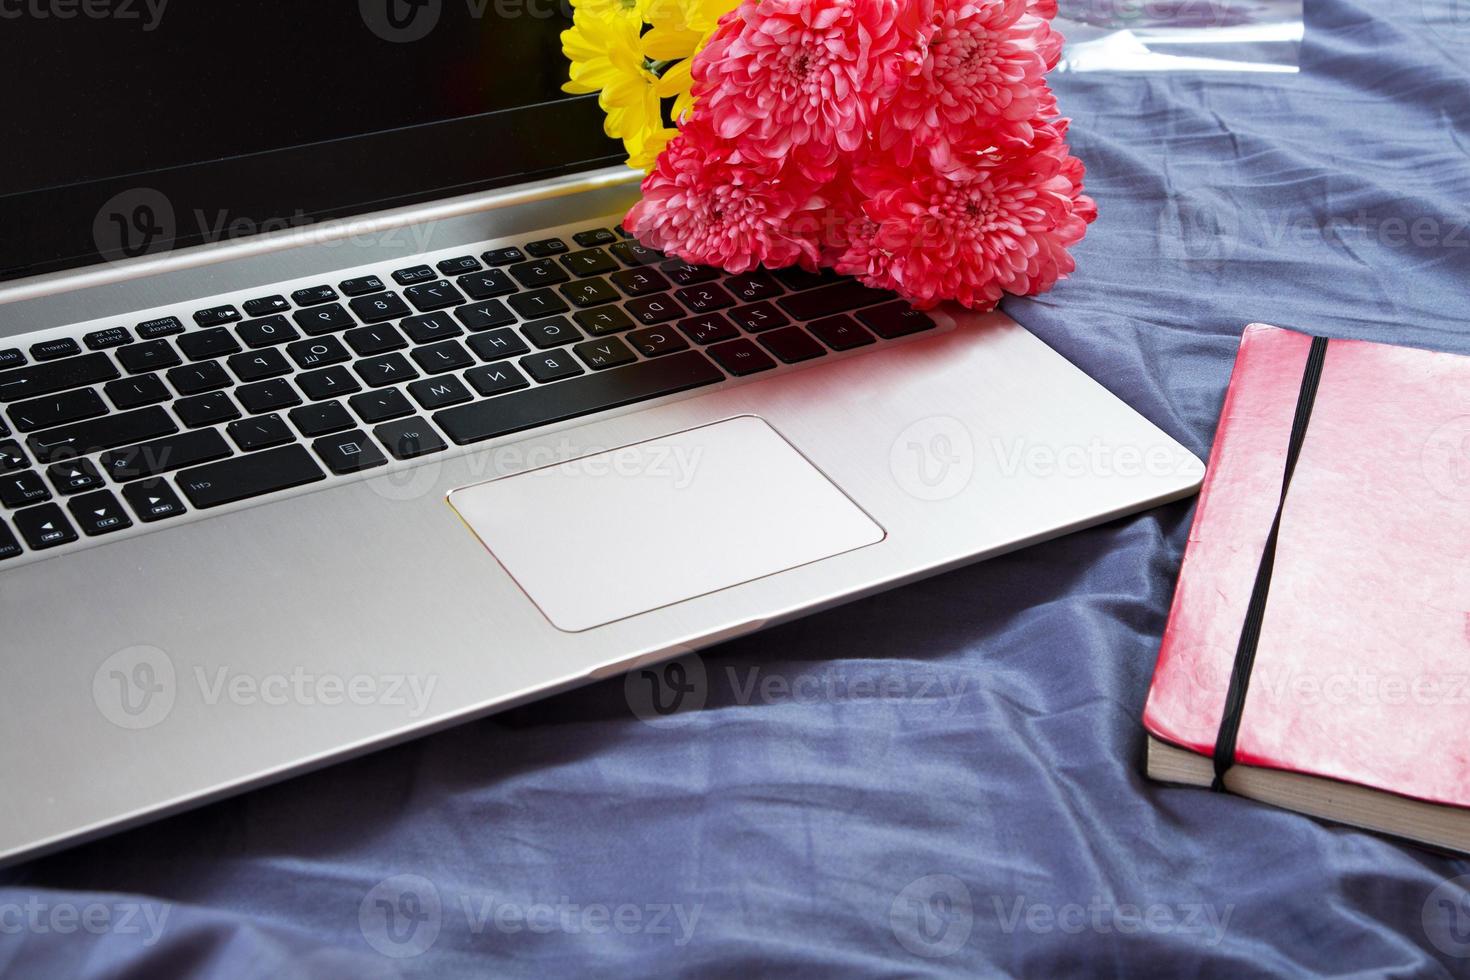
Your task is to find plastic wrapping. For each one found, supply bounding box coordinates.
[1056,0,1303,73]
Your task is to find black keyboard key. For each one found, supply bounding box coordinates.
[287,336,352,369]
[293,303,356,336]
[178,444,325,508]
[626,295,684,325]
[408,375,473,409]
[136,316,185,339]
[227,414,294,451]
[778,281,896,321]
[708,339,776,376]
[758,326,826,364]
[728,302,789,333]
[610,268,671,297]
[439,350,723,445]
[167,361,233,396]
[178,328,241,361]
[456,269,517,301]
[46,458,104,495]
[175,391,240,428]
[573,337,637,370]
[675,284,735,314]
[30,338,82,362]
[855,301,937,339]
[610,241,663,267]
[627,327,690,358]
[557,277,619,309]
[725,271,783,302]
[0,419,8,438]
[0,520,22,559]
[560,248,619,278]
[354,354,417,388]
[521,317,581,350]
[467,328,531,362]
[298,366,361,401]
[1,470,49,508]
[507,289,569,319]
[26,406,177,463]
[8,387,108,432]
[659,260,719,286]
[314,430,388,474]
[392,265,437,286]
[520,349,583,384]
[13,503,77,549]
[465,362,531,397]
[572,228,617,248]
[508,259,570,289]
[481,246,525,267]
[0,349,23,370]
[290,400,355,437]
[401,312,462,344]
[194,305,241,328]
[0,440,27,472]
[68,490,133,536]
[340,275,386,297]
[243,295,291,317]
[375,417,446,460]
[0,351,119,401]
[410,340,473,374]
[807,314,875,350]
[524,237,569,257]
[677,314,738,345]
[292,285,340,307]
[237,378,301,414]
[345,324,408,357]
[350,388,415,423]
[404,279,466,312]
[437,255,481,276]
[454,300,516,332]
[100,428,232,481]
[228,348,292,383]
[84,327,133,351]
[237,314,300,349]
[116,341,180,375]
[122,478,187,522]
[573,305,635,336]
[349,292,412,323]
[772,266,841,291]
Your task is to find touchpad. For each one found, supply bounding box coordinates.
[448,416,885,632]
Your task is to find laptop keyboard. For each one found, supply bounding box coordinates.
[0,220,940,564]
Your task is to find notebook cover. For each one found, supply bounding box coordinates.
[1143,323,1470,808]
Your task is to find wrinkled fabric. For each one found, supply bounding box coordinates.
[3,1,1470,976]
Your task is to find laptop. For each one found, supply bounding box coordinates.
[0,4,1203,866]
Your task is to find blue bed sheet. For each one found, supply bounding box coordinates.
[4,1,1470,976]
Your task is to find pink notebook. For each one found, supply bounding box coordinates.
[1143,323,1470,852]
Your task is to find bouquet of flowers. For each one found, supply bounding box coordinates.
[563,0,1095,311]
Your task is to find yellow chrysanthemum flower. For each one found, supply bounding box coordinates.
[561,0,739,171]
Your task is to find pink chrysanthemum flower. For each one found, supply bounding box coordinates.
[693,0,903,176]
[834,129,1097,309]
[623,118,825,274]
[878,0,1057,167]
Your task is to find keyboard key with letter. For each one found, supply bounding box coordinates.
[177,445,326,508]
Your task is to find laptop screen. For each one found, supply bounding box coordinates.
[0,1,623,282]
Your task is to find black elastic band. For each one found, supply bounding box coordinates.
[1210,335,1330,792]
